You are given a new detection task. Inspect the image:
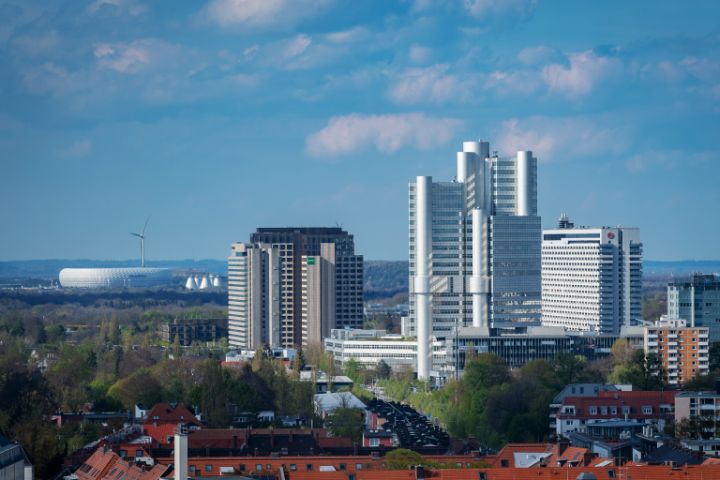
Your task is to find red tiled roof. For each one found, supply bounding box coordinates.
[143,424,178,446]
[558,390,677,420]
[143,403,200,426]
[74,447,167,480]
[490,443,605,468]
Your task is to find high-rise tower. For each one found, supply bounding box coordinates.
[409,140,542,379]
[228,227,363,349]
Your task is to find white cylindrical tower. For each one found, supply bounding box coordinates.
[456,152,474,183]
[516,150,533,216]
[199,276,210,289]
[174,424,188,480]
[414,176,432,381]
[470,208,489,328]
[184,276,195,290]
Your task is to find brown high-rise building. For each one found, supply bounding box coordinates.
[228,228,363,349]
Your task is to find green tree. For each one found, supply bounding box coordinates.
[463,353,510,391]
[343,357,362,383]
[376,360,392,379]
[384,448,425,470]
[326,407,364,443]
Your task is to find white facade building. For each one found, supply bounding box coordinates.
[324,328,446,374]
[409,140,541,379]
[59,267,172,288]
[542,217,643,334]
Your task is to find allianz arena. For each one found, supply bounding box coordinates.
[59,268,173,288]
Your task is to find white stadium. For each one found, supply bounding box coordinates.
[59,268,172,288]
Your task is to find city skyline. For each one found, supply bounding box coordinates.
[2,1,720,262]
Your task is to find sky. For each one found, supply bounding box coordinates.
[1,0,719,262]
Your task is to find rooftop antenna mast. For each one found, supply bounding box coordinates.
[130,216,151,267]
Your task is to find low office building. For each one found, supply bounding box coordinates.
[324,329,417,371]
[555,390,677,439]
[444,325,644,378]
[158,318,226,346]
[644,318,710,386]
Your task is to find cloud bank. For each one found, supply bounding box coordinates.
[306,113,462,157]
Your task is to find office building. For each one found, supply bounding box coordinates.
[644,318,709,386]
[542,216,643,334]
[159,318,227,346]
[228,228,363,349]
[668,274,720,341]
[409,140,541,379]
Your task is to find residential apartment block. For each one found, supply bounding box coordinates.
[542,216,643,334]
[668,274,720,341]
[644,319,710,386]
[409,140,542,379]
[228,228,363,349]
[675,391,720,441]
[555,390,676,440]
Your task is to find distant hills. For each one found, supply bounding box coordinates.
[1,258,717,285]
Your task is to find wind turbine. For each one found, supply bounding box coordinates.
[131,216,150,267]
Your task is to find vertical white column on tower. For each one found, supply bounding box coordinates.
[470,208,489,327]
[515,150,533,216]
[415,176,432,380]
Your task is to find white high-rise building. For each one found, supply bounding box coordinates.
[541,216,643,334]
[409,140,542,379]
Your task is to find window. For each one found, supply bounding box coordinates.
[135,449,143,458]
[356,463,363,470]
[205,465,212,473]
[370,438,380,447]
[290,464,297,471]
[307,464,314,472]
[500,459,509,467]
[642,406,652,414]
[189,466,196,474]
[266,464,272,471]
[339,463,346,471]
[589,406,598,415]
[238,464,245,472]
[256,464,262,472]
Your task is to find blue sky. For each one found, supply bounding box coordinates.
[1,0,719,261]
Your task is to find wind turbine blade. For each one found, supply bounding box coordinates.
[142,215,151,236]
[131,232,141,237]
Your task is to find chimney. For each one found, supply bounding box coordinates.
[174,424,188,480]
[557,439,569,456]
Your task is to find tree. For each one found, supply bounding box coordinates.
[343,358,362,384]
[611,339,634,366]
[463,353,510,391]
[384,448,425,470]
[173,334,182,358]
[107,368,165,409]
[376,360,392,380]
[610,349,666,390]
[326,407,364,443]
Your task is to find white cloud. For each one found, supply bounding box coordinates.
[283,35,312,58]
[93,39,180,74]
[463,0,536,19]
[484,69,541,96]
[388,64,474,104]
[542,50,620,97]
[205,0,331,28]
[88,0,146,16]
[409,45,433,64]
[306,113,462,157]
[517,45,563,66]
[61,139,92,158]
[496,117,628,161]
